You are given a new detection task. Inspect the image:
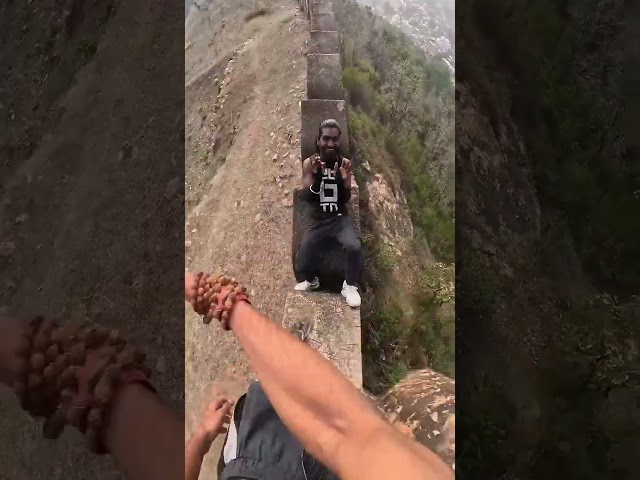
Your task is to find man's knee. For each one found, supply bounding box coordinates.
[296,239,313,264]
[343,237,362,254]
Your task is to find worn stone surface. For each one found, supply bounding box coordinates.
[291,180,359,291]
[311,12,336,31]
[307,54,343,99]
[309,31,339,54]
[377,369,455,470]
[311,2,333,14]
[282,291,362,388]
[300,99,349,159]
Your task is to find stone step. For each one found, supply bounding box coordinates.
[311,12,336,31]
[307,54,343,99]
[309,31,339,54]
[282,291,362,389]
[300,99,349,160]
[311,2,333,14]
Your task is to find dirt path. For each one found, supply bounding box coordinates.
[184,1,308,477]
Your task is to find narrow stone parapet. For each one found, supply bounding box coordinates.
[282,291,363,389]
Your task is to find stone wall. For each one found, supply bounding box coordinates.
[294,0,352,284]
[292,2,455,469]
[289,0,361,388]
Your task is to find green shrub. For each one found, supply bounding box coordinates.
[335,0,456,391]
[377,243,397,274]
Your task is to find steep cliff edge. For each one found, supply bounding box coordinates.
[457,1,638,477]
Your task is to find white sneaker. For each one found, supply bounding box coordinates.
[294,277,320,291]
[341,281,361,308]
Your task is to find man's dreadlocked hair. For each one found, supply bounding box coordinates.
[316,119,342,154]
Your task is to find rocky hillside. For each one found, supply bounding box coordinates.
[361,0,455,74]
[330,0,455,391]
[457,0,637,478]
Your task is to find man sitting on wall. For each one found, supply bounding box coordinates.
[294,119,364,308]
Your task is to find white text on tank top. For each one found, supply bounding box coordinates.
[319,167,339,213]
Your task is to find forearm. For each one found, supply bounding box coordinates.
[302,173,315,189]
[228,302,379,469]
[105,385,184,480]
[340,427,455,480]
[336,172,351,201]
[343,173,352,191]
[309,173,322,193]
[184,430,208,480]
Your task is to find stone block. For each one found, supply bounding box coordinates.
[309,31,339,54]
[311,2,333,14]
[300,99,349,160]
[282,291,362,388]
[307,54,343,99]
[291,180,359,292]
[311,13,336,31]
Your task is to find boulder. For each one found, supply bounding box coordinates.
[377,369,455,470]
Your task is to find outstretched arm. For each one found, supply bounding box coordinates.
[0,317,183,480]
[226,302,453,480]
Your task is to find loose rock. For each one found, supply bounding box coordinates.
[155,356,167,373]
[15,213,29,224]
[0,241,16,257]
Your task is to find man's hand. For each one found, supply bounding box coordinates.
[338,158,352,179]
[186,397,233,480]
[195,397,233,453]
[312,157,324,174]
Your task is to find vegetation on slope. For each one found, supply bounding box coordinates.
[332,0,455,392]
[456,0,638,477]
[466,0,636,294]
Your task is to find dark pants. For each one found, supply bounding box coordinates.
[296,215,364,285]
[219,382,338,480]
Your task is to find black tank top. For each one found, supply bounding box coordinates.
[308,155,349,221]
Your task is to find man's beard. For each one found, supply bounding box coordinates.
[320,146,340,166]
